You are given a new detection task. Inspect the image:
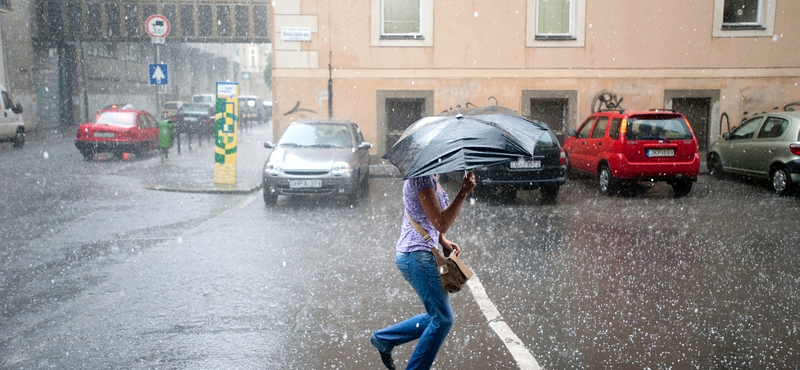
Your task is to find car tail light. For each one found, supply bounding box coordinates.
[559,149,567,166]
[791,143,800,155]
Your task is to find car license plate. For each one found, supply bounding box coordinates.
[510,158,542,169]
[94,132,114,138]
[647,148,675,157]
[289,179,322,188]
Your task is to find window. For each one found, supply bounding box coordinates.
[2,91,14,110]
[371,0,433,47]
[591,117,609,139]
[730,117,763,140]
[713,0,775,37]
[382,0,420,36]
[527,0,585,47]
[577,117,595,138]
[537,0,573,38]
[757,117,788,139]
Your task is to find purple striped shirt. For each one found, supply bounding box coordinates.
[396,175,450,253]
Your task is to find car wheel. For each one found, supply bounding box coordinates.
[771,165,793,196]
[707,153,724,179]
[672,180,693,197]
[540,184,560,202]
[348,174,364,205]
[598,164,615,196]
[263,188,278,206]
[80,150,93,161]
[11,129,24,148]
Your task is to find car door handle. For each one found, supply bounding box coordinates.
[768,148,776,153]
[581,141,586,145]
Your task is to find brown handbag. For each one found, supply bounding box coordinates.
[405,211,473,293]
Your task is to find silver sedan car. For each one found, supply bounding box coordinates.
[262,119,372,205]
[707,111,800,195]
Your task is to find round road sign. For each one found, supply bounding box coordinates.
[145,15,170,38]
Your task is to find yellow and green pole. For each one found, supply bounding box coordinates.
[214,82,238,184]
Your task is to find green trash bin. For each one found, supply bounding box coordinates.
[158,119,174,160]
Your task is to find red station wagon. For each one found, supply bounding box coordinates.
[563,109,700,196]
[75,108,160,160]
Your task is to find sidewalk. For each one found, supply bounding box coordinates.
[126,124,274,194]
[117,123,401,194]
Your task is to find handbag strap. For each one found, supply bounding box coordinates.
[405,210,435,245]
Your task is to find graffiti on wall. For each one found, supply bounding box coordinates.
[591,91,625,113]
[313,87,330,106]
[438,80,478,109]
[719,101,800,135]
[282,101,317,116]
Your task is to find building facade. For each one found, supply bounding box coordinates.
[271,0,800,158]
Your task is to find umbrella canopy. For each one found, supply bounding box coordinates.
[383,106,549,179]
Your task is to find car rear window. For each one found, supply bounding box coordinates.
[163,103,180,110]
[96,112,135,127]
[535,131,559,149]
[625,116,693,140]
[180,104,211,114]
[279,123,353,148]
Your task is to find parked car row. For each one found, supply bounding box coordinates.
[262,107,798,208]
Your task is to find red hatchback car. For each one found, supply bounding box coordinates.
[75,108,160,160]
[563,109,700,196]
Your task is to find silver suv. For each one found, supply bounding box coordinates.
[707,111,800,195]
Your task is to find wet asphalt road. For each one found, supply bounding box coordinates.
[1,134,799,369]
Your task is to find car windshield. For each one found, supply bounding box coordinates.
[278,123,352,148]
[180,105,211,114]
[95,111,136,127]
[625,117,693,140]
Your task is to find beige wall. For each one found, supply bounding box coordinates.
[272,0,800,155]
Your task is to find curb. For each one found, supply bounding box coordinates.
[142,183,262,195]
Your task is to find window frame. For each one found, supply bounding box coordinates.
[527,0,586,48]
[371,0,433,47]
[712,0,776,38]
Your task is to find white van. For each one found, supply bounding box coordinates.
[191,94,215,108]
[0,84,24,148]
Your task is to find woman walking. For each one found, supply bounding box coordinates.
[371,171,476,370]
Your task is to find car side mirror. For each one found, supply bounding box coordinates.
[568,130,577,137]
[11,103,22,114]
[357,142,372,150]
[722,132,731,140]
[264,141,274,149]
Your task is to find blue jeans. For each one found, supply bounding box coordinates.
[371,251,454,370]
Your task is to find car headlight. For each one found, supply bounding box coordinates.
[265,161,281,175]
[331,161,352,175]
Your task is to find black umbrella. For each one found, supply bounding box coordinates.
[383,106,549,179]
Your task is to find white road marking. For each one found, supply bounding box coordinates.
[467,275,541,370]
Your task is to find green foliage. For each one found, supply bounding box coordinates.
[262,53,272,89]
